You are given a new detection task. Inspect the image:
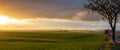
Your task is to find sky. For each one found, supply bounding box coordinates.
[0,0,119,30]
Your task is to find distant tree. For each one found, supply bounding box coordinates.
[85,0,120,43]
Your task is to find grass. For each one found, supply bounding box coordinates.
[104,34,120,50]
[111,43,120,50]
[0,31,105,50]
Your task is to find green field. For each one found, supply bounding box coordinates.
[0,31,105,50]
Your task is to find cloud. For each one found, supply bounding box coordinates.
[0,17,120,30]
[1,0,118,22]
[72,11,88,20]
[0,0,88,20]
[72,11,103,21]
[0,18,109,30]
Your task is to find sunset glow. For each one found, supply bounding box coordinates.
[0,0,119,30]
[0,15,26,24]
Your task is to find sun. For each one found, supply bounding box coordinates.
[0,15,26,24]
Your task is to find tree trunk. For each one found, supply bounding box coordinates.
[112,28,117,43]
[112,15,117,43]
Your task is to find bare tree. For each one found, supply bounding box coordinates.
[85,0,120,43]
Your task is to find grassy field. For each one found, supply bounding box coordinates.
[0,31,105,50]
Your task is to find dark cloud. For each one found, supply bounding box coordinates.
[0,0,103,21]
[0,0,86,18]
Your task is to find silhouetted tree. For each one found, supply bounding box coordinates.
[85,0,120,43]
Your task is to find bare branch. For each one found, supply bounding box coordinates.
[85,0,120,42]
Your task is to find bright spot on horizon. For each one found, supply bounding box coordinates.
[0,15,27,24]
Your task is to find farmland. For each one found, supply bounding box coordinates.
[0,31,105,50]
